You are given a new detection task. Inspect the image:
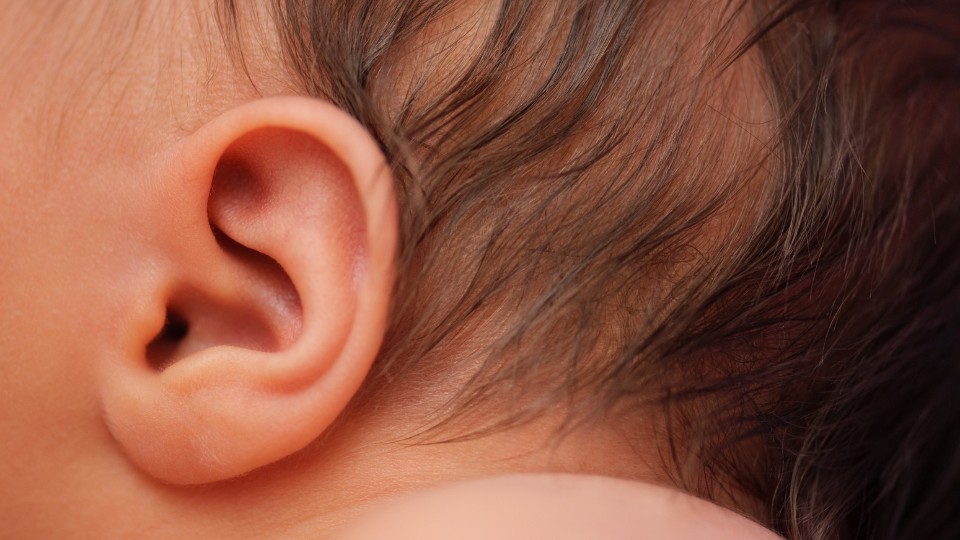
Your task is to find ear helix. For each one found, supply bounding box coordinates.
[99,98,397,486]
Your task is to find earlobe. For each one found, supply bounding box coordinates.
[99,98,397,485]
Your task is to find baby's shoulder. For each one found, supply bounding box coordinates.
[336,473,781,539]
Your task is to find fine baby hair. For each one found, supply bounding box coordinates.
[218,1,960,537]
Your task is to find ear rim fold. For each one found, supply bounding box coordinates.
[99,97,397,485]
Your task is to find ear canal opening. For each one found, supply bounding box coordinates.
[146,309,190,371]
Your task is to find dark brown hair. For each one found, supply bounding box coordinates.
[219,1,960,538]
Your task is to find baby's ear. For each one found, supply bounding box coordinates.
[99,97,397,485]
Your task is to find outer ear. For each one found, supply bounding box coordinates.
[99,97,397,485]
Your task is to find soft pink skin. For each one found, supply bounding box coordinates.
[338,474,781,540]
[0,1,781,539]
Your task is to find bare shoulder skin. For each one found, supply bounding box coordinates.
[337,474,782,540]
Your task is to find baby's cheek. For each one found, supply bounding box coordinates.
[0,116,170,535]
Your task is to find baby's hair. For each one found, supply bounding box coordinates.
[218,1,959,538]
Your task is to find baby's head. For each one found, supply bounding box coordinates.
[2,1,957,538]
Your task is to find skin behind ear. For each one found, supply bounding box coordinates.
[99,97,397,485]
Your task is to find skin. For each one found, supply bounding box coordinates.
[0,1,780,538]
[338,474,781,540]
